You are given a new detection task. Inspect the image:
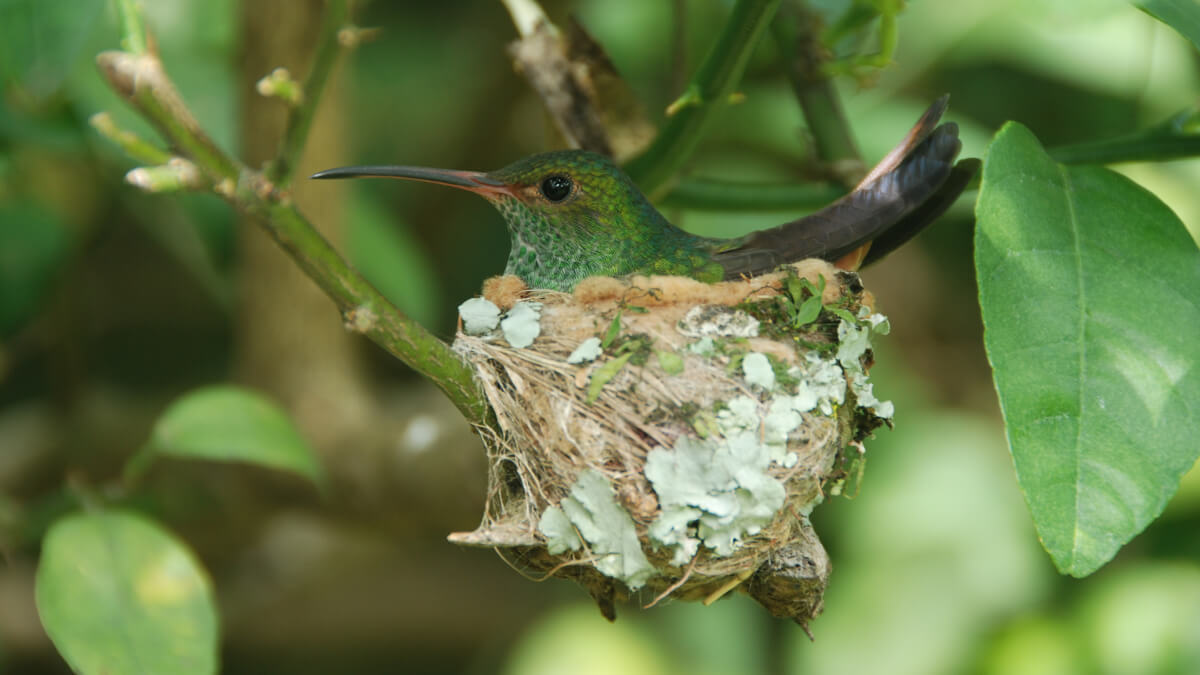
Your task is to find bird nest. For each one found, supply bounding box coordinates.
[448,260,893,627]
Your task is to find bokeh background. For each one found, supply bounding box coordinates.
[2,0,1199,673]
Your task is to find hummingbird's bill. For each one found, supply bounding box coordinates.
[311,165,512,197]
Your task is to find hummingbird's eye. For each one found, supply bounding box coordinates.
[540,174,574,202]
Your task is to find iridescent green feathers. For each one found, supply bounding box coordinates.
[312,97,975,292]
[480,151,723,290]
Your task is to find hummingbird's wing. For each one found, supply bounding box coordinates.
[711,97,977,279]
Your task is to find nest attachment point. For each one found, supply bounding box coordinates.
[448,260,893,627]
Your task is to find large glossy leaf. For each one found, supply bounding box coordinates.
[148,385,323,486]
[975,122,1200,576]
[1139,0,1200,51]
[35,510,218,675]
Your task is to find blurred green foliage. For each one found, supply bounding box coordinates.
[1,0,1198,673]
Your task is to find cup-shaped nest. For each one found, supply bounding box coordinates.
[448,260,893,627]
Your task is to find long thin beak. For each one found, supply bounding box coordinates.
[310,165,512,197]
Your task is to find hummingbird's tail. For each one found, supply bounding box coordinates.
[712,96,978,279]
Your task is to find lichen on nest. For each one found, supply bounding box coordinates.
[447,259,892,625]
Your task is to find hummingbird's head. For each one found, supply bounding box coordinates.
[312,150,674,289]
[311,149,654,237]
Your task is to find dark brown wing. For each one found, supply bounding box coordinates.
[712,97,975,279]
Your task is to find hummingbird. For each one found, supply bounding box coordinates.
[312,96,978,292]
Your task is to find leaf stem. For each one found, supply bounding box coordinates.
[1049,106,1200,165]
[89,112,172,165]
[115,0,147,55]
[268,0,349,185]
[772,0,863,186]
[624,0,783,196]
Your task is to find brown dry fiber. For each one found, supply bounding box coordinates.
[452,260,871,625]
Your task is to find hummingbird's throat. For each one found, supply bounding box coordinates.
[491,196,597,292]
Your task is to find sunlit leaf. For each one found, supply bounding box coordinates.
[35,510,218,675]
[975,121,1200,576]
[148,385,323,486]
[1139,0,1200,51]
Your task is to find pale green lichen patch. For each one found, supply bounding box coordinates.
[646,391,820,564]
[677,305,760,338]
[639,306,897,565]
[835,311,894,419]
[538,505,582,554]
[646,430,787,565]
[836,319,872,367]
[686,336,715,356]
[853,381,894,419]
[861,307,891,334]
[458,297,501,335]
[567,337,603,364]
[789,352,847,416]
[500,301,542,348]
[537,469,657,590]
[742,352,775,390]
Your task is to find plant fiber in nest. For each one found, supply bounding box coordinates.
[449,259,888,626]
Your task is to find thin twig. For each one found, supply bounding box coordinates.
[269,0,349,185]
[773,0,863,186]
[643,552,699,608]
[115,0,147,55]
[624,0,784,196]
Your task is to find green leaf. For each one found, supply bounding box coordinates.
[35,510,218,675]
[793,294,823,327]
[975,121,1200,577]
[828,307,857,324]
[587,353,633,403]
[601,310,623,349]
[655,349,684,375]
[148,386,323,486]
[1139,0,1200,51]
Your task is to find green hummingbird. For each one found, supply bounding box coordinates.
[312,96,978,292]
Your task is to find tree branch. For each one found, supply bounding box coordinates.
[95,3,492,429]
